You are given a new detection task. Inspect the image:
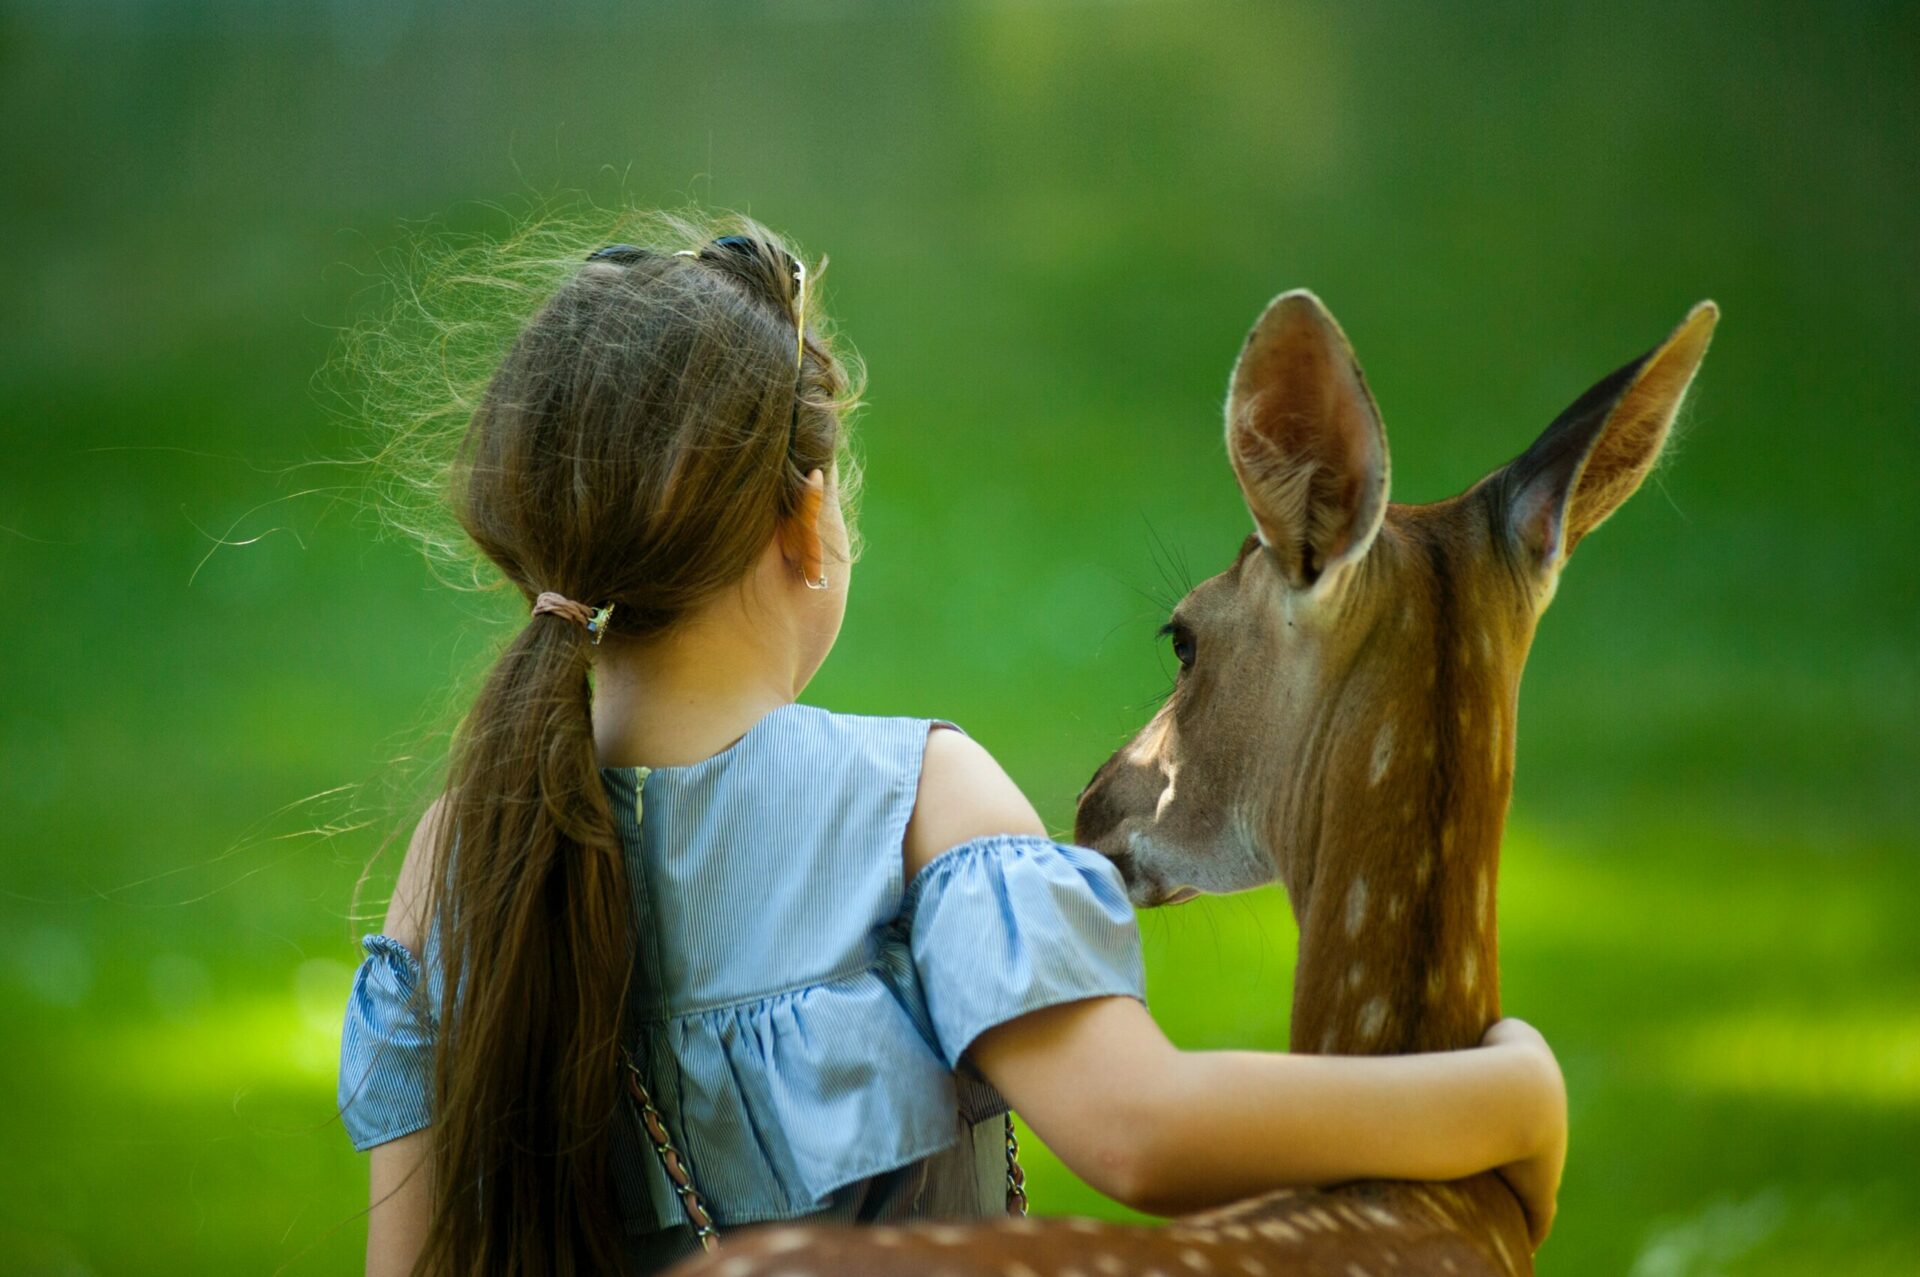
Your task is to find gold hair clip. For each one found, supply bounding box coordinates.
[790,256,807,370]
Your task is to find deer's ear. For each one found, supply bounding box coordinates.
[1226,290,1390,591]
[1502,301,1718,571]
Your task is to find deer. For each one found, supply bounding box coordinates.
[667,289,1718,1277]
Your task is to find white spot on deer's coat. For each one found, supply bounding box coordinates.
[1001,1218,1042,1235]
[1345,879,1369,938]
[1462,949,1480,995]
[1067,1218,1105,1234]
[1369,723,1395,785]
[1363,1205,1399,1227]
[758,1230,812,1254]
[1318,1027,1338,1054]
[1481,631,1494,661]
[1094,1255,1125,1276]
[1180,1249,1211,1272]
[1415,850,1433,887]
[1003,1265,1040,1277]
[1346,963,1365,991]
[1358,997,1388,1041]
[1348,1266,1373,1277]
[1224,1224,1254,1242]
[1475,868,1489,923]
[718,1258,759,1277]
[1311,1208,1340,1231]
[1388,893,1404,922]
[1240,1259,1268,1276]
[868,1227,903,1246]
[1425,968,1447,1004]
[1257,1221,1300,1242]
[926,1226,967,1246]
[1338,1205,1368,1228]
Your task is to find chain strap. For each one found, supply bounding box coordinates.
[622,1041,1030,1248]
[620,1043,719,1253]
[1004,1111,1029,1216]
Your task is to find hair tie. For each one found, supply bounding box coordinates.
[531,592,615,645]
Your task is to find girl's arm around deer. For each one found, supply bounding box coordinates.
[906,727,1568,1247]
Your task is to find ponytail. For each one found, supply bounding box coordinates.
[414,611,634,1275]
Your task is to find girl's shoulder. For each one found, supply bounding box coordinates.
[903,722,1048,885]
[767,703,1047,873]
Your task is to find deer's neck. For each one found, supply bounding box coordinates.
[1283,625,1518,1056]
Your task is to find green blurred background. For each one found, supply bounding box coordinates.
[2,2,1915,1273]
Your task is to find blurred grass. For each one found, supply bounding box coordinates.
[0,1,1914,1273]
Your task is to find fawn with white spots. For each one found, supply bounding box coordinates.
[669,291,1718,1276]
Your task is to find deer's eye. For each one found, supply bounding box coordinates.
[1160,621,1197,672]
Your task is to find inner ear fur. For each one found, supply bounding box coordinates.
[1503,300,1719,567]
[1226,290,1390,591]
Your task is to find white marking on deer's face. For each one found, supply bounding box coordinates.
[1075,539,1366,906]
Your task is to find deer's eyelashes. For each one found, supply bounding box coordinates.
[1159,620,1197,673]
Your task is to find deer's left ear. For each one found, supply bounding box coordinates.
[1226,290,1390,592]
[1502,301,1719,571]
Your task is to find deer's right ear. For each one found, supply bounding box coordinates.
[1225,290,1390,592]
[1500,301,1718,574]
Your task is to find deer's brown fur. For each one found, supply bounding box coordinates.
[668,292,1717,1277]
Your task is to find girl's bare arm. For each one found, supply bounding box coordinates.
[367,1129,434,1277]
[905,727,1566,1240]
[360,802,444,1276]
[969,996,1563,1235]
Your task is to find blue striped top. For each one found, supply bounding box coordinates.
[337,703,1145,1248]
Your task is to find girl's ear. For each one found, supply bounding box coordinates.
[777,468,829,586]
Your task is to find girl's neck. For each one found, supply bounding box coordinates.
[589,585,808,771]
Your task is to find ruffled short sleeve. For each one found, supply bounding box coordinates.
[901,833,1145,1068]
[337,932,438,1151]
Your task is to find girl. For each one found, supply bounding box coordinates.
[336,214,1566,1277]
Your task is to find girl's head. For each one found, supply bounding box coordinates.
[461,222,858,671]
[364,210,863,1274]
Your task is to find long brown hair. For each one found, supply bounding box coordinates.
[363,209,861,1275]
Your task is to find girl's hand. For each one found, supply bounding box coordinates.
[1481,1017,1567,1250]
